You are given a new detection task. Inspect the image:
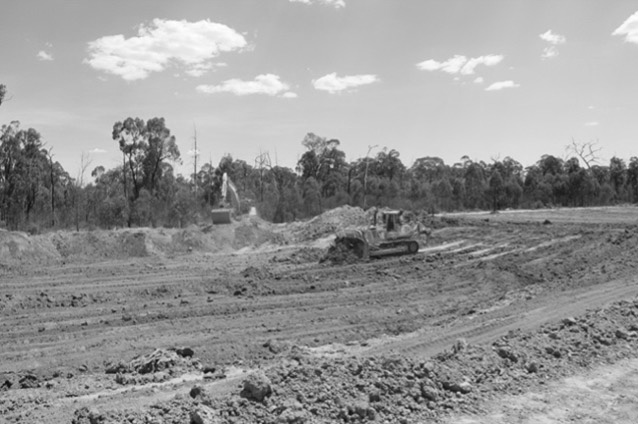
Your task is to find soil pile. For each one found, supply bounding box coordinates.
[321,238,363,264]
[49,229,157,260]
[285,205,369,242]
[104,348,201,386]
[48,226,239,260]
[233,220,286,250]
[0,218,288,266]
[0,207,370,266]
[270,247,325,264]
[0,229,60,266]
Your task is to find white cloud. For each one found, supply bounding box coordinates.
[485,80,520,91]
[184,63,214,77]
[85,19,247,81]
[37,50,53,61]
[312,72,379,94]
[473,77,484,84]
[282,92,298,98]
[539,30,566,45]
[289,0,346,8]
[184,62,229,77]
[416,55,466,74]
[89,148,107,154]
[416,54,503,75]
[539,30,566,59]
[541,46,559,59]
[613,11,638,44]
[585,121,599,126]
[196,74,294,97]
[462,55,503,74]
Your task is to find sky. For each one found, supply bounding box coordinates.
[1,0,638,179]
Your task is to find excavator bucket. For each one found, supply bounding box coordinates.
[211,208,232,224]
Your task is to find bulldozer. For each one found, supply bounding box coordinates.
[329,209,429,261]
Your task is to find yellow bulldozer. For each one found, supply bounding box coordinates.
[328,209,429,261]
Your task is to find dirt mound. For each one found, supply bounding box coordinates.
[48,229,161,260]
[0,208,369,266]
[270,247,325,264]
[0,229,60,266]
[104,347,200,386]
[321,238,363,264]
[170,225,206,251]
[286,205,369,242]
[1,222,271,265]
[233,220,286,249]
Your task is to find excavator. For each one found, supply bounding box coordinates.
[329,209,429,261]
[211,173,240,224]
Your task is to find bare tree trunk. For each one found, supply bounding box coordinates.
[363,144,378,209]
[74,152,92,231]
[49,153,55,227]
[122,153,131,227]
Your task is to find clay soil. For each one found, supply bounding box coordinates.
[3,206,638,423]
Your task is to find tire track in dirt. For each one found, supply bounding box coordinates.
[361,275,638,359]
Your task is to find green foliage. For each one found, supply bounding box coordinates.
[487,170,504,211]
[0,121,72,230]
[302,177,322,216]
[97,195,128,228]
[111,117,181,226]
[5,104,638,230]
[169,185,197,228]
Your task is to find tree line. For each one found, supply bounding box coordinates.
[2,84,638,232]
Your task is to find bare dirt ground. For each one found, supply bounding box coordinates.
[446,357,638,424]
[2,205,638,423]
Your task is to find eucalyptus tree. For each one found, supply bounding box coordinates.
[0,122,53,229]
[112,117,180,225]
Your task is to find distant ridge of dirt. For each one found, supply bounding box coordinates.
[0,206,374,266]
[0,229,60,266]
[0,216,294,266]
[281,205,369,242]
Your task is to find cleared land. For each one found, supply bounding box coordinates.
[2,206,638,423]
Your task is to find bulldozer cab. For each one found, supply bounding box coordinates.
[379,210,403,233]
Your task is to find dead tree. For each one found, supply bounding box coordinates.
[254,151,271,202]
[566,139,602,170]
